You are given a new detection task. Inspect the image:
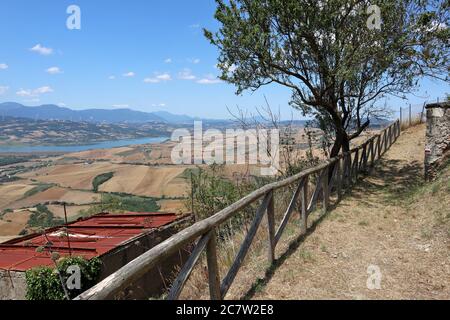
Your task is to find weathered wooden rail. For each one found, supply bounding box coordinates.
[76,120,401,300]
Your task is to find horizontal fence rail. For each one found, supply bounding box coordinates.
[76,120,401,300]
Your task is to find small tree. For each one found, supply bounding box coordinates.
[205,0,449,157]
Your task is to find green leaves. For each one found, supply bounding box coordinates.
[205,0,449,156]
[25,257,102,300]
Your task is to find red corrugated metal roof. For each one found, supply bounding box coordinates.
[0,212,179,272]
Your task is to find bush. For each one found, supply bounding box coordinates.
[92,172,114,192]
[25,256,102,300]
[186,164,260,240]
[0,156,32,167]
[28,204,64,228]
[24,184,54,198]
[82,193,160,216]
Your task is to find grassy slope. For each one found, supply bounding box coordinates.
[225,124,449,300]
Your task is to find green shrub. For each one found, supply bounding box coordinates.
[25,256,102,300]
[92,172,114,192]
[186,164,260,240]
[0,156,32,167]
[82,193,160,216]
[28,205,64,228]
[24,184,54,198]
[25,267,65,300]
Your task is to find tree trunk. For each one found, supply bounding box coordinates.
[329,126,350,184]
[330,127,349,158]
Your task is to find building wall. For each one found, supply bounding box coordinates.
[425,102,450,181]
[95,215,194,299]
[0,270,26,300]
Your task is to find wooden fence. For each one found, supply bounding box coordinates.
[76,120,401,300]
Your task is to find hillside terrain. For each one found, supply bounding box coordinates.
[0,123,323,241]
[0,102,191,123]
[240,124,450,300]
[0,117,174,146]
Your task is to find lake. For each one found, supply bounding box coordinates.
[0,136,169,153]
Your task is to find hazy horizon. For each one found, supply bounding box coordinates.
[0,1,448,120]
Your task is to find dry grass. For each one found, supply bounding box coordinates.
[248,124,450,300]
[170,124,450,300]
[400,114,424,131]
[176,173,324,300]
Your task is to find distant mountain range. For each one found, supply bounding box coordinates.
[0,102,200,124]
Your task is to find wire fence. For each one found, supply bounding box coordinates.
[398,96,448,130]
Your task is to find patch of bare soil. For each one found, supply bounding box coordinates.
[0,183,35,211]
[47,204,92,220]
[9,187,100,209]
[157,199,187,214]
[0,210,31,236]
[98,165,189,198]
[18,162,120,190]
[234,124,450,300]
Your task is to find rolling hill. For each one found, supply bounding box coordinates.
[0,102,196,124]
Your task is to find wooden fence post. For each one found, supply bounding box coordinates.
[337,158,343,202]
[389,125,394,149]
[322,167,329,213]
[301,175,308,235]
[353,149,359,182]
[267,192,275,264]
[377,134,382,159]
[400,107,402,128]
[370,139,375,168]
[362,144,368,173]
[346,153,352,188]
[409,104,412,127]
[384,130,388,154]
[206,230,221,300]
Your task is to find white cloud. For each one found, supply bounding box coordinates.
[0,86,9,95]
[164,58,172,63]
[123,72,135,77]
[197,78,222,84]
[46,66,62,74]
[112,104,129,108]
[30,44,53,55]
[157,73,172,81]
[144,73,172,83]
[58,102,66,107]
[16,86,54,97]
[108,75,116,80]
[0,63,8,70]
[16,89,31,97]
[143,78,160,83]
[196,74,222,85]
[35,86,53,94]
[178,68,196,80]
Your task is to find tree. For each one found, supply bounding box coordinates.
[205,0,449,157]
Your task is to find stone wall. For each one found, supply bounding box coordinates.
[425,102,450,181]
[0,270,26,300]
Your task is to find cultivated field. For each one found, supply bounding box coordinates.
[98,165,189,198]
[0,125,326,241]
[0,184,35,210]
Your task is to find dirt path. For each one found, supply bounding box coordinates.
[250,124,450,300]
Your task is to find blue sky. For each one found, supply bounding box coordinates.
[0,0,448,119]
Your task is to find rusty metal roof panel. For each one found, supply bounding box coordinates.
[0,212,180,272]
